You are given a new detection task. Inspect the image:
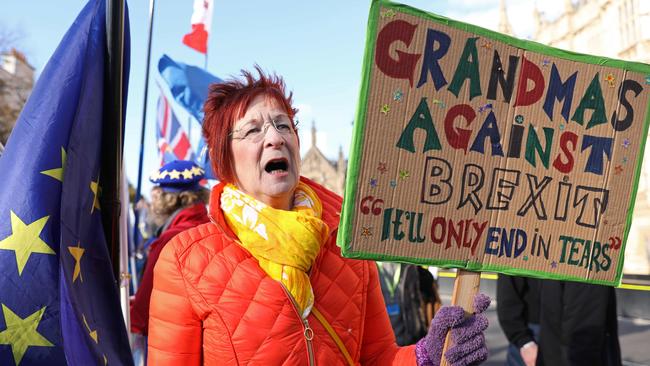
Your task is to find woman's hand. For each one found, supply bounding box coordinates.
[415,293,490,366]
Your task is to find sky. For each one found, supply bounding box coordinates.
[1,0,566,197]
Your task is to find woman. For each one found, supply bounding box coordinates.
[130,160,210,336]
[148,67,490,365]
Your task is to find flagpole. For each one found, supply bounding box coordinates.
[195,49,207,149]
[187,114,192,149]
[132,0,156,270]
[102,0,126,280]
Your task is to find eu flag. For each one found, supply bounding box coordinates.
[0,0,133,365]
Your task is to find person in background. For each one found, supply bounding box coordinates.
[130,160,210,336]
[147,67,490,365]
[537,281,621,366]
[496,275,541,366]
[378,262,442,346]
[131,197,154,287]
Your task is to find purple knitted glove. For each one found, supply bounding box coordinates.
[415,293,490,366]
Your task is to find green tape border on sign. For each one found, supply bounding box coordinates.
[336,0,382,253]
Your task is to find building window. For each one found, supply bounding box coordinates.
[620,0,638,47]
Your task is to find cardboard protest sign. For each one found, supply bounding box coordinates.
[338,1,650,286]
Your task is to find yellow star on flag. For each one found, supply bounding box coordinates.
[0,211,55,276]
[181,169,193,179]
[0,304,54,365]
[82,314,98,343]
[168,169,181,179]
[90,178,101,213]
[40,147,67,182]
[68,242,85,283]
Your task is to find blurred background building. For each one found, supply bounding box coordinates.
[301,121,347,195]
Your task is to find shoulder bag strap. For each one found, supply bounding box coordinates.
[311,306,355,366]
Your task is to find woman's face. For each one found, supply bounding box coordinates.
[229,94,300,210]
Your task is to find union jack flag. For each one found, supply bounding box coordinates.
[156,94,195,165]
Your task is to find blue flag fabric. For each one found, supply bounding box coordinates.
[158,53,221,123]
[0,1,133,365]
[196,137,216,180]
[157,54,222,180]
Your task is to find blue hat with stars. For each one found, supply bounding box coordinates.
[149,160,205,192]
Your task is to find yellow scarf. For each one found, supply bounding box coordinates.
[221,182,330,318]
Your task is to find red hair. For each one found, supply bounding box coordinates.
[202,66,298,183]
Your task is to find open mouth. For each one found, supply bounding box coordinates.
[264,158,289,174]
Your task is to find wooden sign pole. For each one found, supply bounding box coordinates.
[440,270,481,366]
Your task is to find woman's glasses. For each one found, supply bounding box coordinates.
[229,116,296,143]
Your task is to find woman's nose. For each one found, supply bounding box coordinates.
[263,124,285,147]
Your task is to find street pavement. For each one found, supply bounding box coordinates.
[479,301,650,365]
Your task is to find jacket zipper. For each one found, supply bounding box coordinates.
[303,317,315,366]
[283,285,315,366]
[209,213,317,365]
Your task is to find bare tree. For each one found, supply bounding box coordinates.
[0,24,31,145]
[0,25,24,53]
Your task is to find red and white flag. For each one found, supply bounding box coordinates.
[182,0,213,54]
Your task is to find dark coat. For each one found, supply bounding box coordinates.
[496,274,541,348]
[537,281,621,366]
[378,263,438,346]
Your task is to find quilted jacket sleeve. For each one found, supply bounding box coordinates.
[148,239,203,365]
[360,262,417,365]
[130,229,178,335]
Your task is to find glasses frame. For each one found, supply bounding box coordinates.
[229,117,298,142]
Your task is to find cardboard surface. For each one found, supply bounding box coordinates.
[338,1,650,286]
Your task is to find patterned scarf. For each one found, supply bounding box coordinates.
[220,182,330,318]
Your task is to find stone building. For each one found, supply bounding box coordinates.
[300,122,347,195]
[501,0,650,275]
[0,48,34,145]
[532,0,650,63]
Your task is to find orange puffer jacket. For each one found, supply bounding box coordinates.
[148,178,417,365]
